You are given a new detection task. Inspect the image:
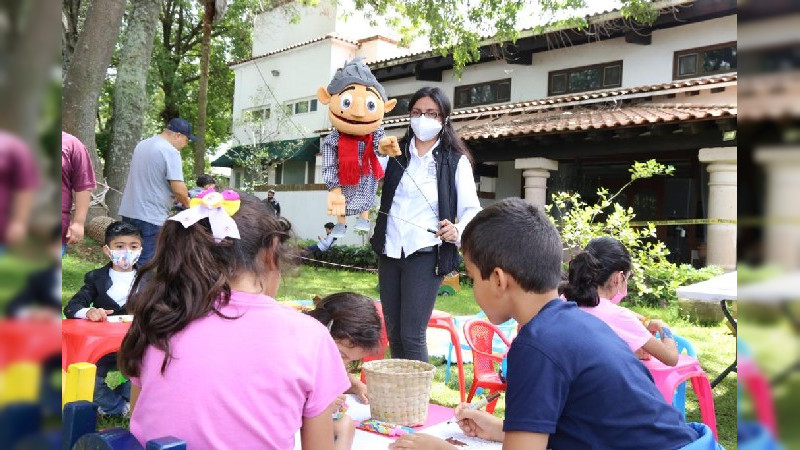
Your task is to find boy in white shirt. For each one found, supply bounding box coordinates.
[63,221,142,416]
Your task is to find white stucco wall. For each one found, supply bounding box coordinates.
[254,189,376,246]
[381,15,737,105]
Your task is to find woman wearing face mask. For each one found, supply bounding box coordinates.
[563,236,679,366]
[371,87,481,362]
[63,221,143,416]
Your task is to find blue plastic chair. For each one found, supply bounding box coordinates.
[672,334,698,419]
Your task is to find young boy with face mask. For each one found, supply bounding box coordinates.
[63,220,142,416]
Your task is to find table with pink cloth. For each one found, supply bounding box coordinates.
[293,394,502,449]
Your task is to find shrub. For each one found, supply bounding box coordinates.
[547,160,722,308]
[304,244,378,271]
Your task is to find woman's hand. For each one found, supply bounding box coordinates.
[435,219,458,243]
[86,308,114,322]
[378,136,402,157]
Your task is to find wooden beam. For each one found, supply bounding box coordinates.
[414,63,443,82]
[650,124,680,137]
[624,29,652,45]
[504,51,533,65]
[587,129,615,141]
[475,163,499,178]
[470,127,733,161]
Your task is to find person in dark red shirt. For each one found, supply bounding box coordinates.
[62,131,96,255]
[0,131,40,250]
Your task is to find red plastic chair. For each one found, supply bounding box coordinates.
[428,310,466,402]
[463,319,512,413]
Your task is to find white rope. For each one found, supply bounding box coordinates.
[297,255,378,273]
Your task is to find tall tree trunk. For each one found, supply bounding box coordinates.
[0,0,60,145]
[194,0,214,178]
[106,0,161,218]
[62,0,127,216]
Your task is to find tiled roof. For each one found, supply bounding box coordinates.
[379,74,737,127]
[738,72,800,122]
[230,34,359,67]
[455,104,737,140]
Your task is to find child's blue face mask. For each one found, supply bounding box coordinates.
[108,248,141,270]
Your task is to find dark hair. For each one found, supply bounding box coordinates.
[306,292,381,352]
[562,236,632,307]
[462,198,562,293]
[324,222,335,229]
[196,174,215,187]
[402,86,473,164]
[119,192,295,377]
[104,221,142,245]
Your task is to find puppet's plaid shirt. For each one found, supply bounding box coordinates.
[322,128,385,216]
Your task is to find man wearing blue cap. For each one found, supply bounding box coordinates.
[119,118,196,265]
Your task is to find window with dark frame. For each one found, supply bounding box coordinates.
[673,42,737,79]
[454,79,511,108]
[386,94,413,117]
[548,61,623,96]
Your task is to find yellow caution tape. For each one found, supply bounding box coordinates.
[629,218,737,227]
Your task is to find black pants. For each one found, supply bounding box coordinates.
[378,251,444,362]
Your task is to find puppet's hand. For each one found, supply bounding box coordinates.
[378,136,401,157]
[328,187,346,217]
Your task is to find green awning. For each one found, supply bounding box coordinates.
[211,137,319,168]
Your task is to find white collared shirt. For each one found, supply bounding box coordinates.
[382,138,481,258]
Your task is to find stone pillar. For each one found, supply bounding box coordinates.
[698,147,737,271]
[514,157,558,208]
[755,148,800,270]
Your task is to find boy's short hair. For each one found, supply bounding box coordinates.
[324,222,335,229]
[196,174,215,187]
[105,221,142,245]
[462,198,563,293]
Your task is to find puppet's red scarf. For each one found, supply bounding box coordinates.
[338,132,384,185]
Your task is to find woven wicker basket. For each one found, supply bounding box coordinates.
[363,359,436,426]
[86,216,116,243]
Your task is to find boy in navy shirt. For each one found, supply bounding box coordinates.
[391,198,715,450]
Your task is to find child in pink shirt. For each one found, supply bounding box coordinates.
[120,192,350,449]
[563,236,679,366]
[306,292,384,450]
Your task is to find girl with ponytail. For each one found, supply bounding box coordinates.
[563,236,679,366]
[306,292,383,450]
[120,191,350,450]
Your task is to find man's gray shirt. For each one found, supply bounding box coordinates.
[119,135,184,226]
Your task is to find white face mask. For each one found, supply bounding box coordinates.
[410,116,443,142]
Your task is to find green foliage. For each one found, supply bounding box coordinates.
[351,0,658,76]
[547,160,718,307]
[305,245,379,271]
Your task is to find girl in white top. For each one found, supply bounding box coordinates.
[370,86,481,362]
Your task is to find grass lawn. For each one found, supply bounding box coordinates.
[60,243,737,448]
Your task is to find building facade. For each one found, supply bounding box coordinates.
[217,0,738,265]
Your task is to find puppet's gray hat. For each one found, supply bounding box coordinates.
[326,57,387,100]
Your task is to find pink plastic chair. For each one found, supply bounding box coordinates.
[463,319,512,414]
[644,354,718,440]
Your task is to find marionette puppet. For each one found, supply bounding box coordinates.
[318,57,401,238]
